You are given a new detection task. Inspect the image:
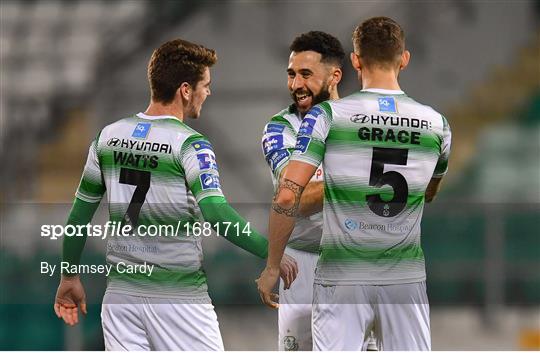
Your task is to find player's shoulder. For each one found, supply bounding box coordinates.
[264,105,296,132]
[326,91,370,114]
[100,114,137,132]
[100,113,192,136]
[398,95,448,127]
[98,113,211,152]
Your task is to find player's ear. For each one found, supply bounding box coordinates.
[179,82,191,101]
[399,50,410,71]
[331,67,343,86]
[350,52,361,72]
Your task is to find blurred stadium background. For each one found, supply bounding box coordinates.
[1,0,539,350]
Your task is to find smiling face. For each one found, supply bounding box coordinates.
[186,67,211,119]
[287,51,332,114]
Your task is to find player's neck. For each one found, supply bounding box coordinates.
[361,69,401,91]
[329,87,339,100]
[144,101,184,121]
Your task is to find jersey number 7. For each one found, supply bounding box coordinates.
[119,167,151,227]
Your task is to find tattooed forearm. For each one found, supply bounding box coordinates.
[272,178,305,217]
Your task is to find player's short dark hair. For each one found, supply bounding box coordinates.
[147,39,217,104]
[352,17,405,69]
[289,31,345,68]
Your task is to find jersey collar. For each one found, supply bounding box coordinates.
[361,88,405,95]
[136,112,179,121]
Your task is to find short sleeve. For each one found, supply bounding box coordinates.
[180,135,225,202]
[261,115,296,181]
[290,102,333,168]
[433,115,451,178]
[75,136,106,203]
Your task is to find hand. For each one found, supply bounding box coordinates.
[54,275,87,326]
[279,254,298,290]
[256,266,280,309]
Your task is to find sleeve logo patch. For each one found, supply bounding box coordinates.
[262,135,283,155]
[298,117,316,136]
[192,140,213,151]
[296,136,311,153]
[265,123,285,134]
[200,173,221,190]
[197,153,218,170]
[132,123,152,139]
[268,149,290,172]
[378,97,397,113]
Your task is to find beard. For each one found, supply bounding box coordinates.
[311,88,330,106]
[291,84,331,113]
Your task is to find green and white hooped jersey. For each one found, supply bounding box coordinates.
[76,112,224,299]
[290,89,451,285]
[262,105,323,253]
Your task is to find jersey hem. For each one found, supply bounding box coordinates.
[314,275,426,286]
[105,287,212,302]
[286,243,319,254]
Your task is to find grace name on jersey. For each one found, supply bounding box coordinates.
[358,127,421,145]
[40,261,155,277]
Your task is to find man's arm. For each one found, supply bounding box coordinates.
[55,137,105,326]
[427,115,451,203]
[425,177,443,203]
[262,118,324,218]
[257,161,317,307]
[54,198,100,326]
[280,166,323,217]
[257,103,331,308]
[198,196,268,258]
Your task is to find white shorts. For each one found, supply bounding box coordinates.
[101,292,224,351]
[312,281,430,351]
[278,247,319,350]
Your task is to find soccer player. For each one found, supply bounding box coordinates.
[53,38,297,351]
[258,17,452,351]
[261,31,343,351]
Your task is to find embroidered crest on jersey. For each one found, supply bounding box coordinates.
[283,336,299,351]
[378,97,397,113]
[192,140,212,151]
[197,153,218,171]
[265,123,285,134]
[262,135,283,155]
[200,173,221,190]
[132,123,152,139]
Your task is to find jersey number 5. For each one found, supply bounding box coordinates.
[366,147,408,217]
[119,167,151,227]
